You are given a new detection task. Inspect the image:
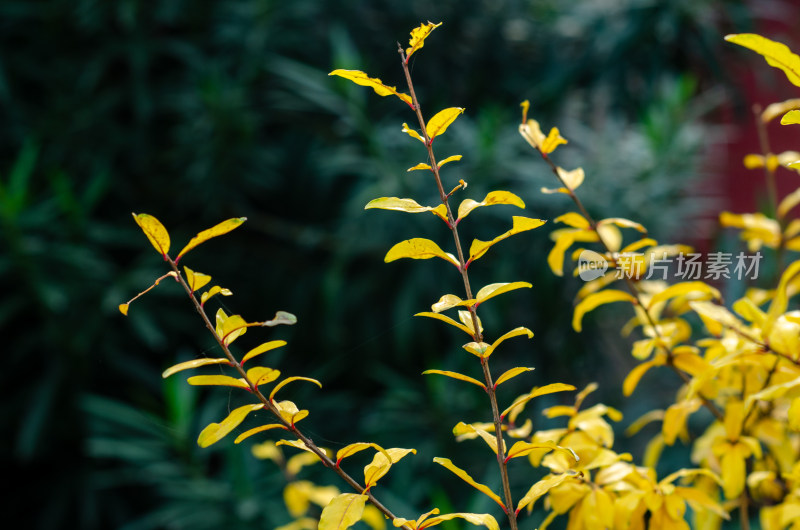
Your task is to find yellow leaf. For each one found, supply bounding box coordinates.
[500,383,576,418]
[118,303,129,315]
[453,422,502,454]
[246,366,280,387]
[426,107,465,141]
[215,309,247,346]
[319,493,368,530]
[132,213,170,257]
[361,506,386,530]
[762,98,800,122]
[184,266,212,292]
[718,444,750,499]
[431,294,470,313]
[457,191,525,221]
[287,453,328,477]
[689,300,747,336]
[782,109,800,125]
[483,327,534,358]
[438,155,462,168]
[765,260,800,335]
[197,403,263,448]
[547,228,599,276]
[336,442,383,463]
[622,357,661,397]
[506,440,578,462]
[557,166,585,191]
[200,285,232,305]
[241,340,287,364]
[573,290,636,332]
[662,399,701,445]
[273,400,309,425]
[401,123,426,143]
[541,127,568,154]
[462,342,489,356]
[597,217,647,233]
[275,518,318,530]
[329,69,412,106]
[475,281,532,305]
[187,375,249,389]
[433,457,505,509]
[778,187,800,219]
[405,21,442,60]
[423,369,485,389]
[415,311,474,336]
[161,357,230,378]
[176,217,246,261]
[233,423,285,444]
[363,448,416,488]
[516,473,573,513]
[468,216,546,263]
[269,376,322,401]
[458,309,482,336]
[385,238,459,267]
[407,163,432,172]
[284,481,314,517]
[365,197,437,214]
[647,281,721,310]
[424,513,500,530]
[555,212,590,229]
[725,33,800,87]
[494,367,534,387]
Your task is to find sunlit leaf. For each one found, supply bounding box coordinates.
[438,155,462,169]
[458,310,483,336]
[385,238,459,267]
[184,266,212,292]
[597,217,646,233]
[501,383,576,418]
[519,119,567,154]
[762,98,800,122]
[424,513,499,530]
[431,294,470,313]
[475,282,532,305]
[329,69,412,106]
[468,216,546,263]
[782,109,800,125]
[495,367,534,387]
[361,506,387,530]
[573,290,636,332]
[778,187,800,220]
[426,107,465,141]
[200,285,232,305]
[275,439,329,457]
[364,448,416,488]
[247,366,280,387]
[132,213,170,257]
[187,374,249,389]
[483,327,534,358]
[662,399,702,445]
[319,493,368,530]
[197,403,263,448]
[162,357,230,378]
[234,423,285,444]
[725,33,800,87]
[176,217,246,261]
[433,457,505,509]
[516,473,573,513]
[269,376,322,401]
[547,228,599,276]
[408,162,432,172]
[401,123,425,143]
[366,197,435,214]
[507,440,577,462]
[423,369,485,389]
[647,281,721,310]
[452,422,502,454]
[558,166,585,191]
[555,212,589,229]
[336,442,383,463]
[462,342,489,356]
[118,303,129,315]
[415,311,474,336]
[405,21,442,60]
[241,340,287,364]
[273,400,309,425]
[216,309,247,346]
[622,355,664,397]
[765,260,800,335]
[457,191,525,221]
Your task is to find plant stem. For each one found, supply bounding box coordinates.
[399,46,518,530]
[166,258,411,529]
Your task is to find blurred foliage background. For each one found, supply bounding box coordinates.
[2,0,794,528]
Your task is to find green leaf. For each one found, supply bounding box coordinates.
[269,376,322,401]
[494,367,534,387]
[456,191,525,222]
[132,213,170,257]
[319,494,368,530]
[469,217,546,263]
[176,217,246,261]
[329,69,412,106]
[241,340,287,364]
[162,357,230,378]
[725,33,800,87]
[426,107,465,141]
[573,290,636,332]
[197,403,263,448]
[365,197,435,213]
[405,21,442,60]
[433,457,505,509]
[423,369,485,389]
[385,238,459,267]
[187,375,249,389]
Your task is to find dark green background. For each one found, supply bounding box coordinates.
[1,0,788,528]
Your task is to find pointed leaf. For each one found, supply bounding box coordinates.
[200,285,232,305]
[177,217,246,261]
[495,367,534,387]
[405,21,442,59]
[247,366,280,387]
[426,107,465,141]
[415,312,474,336]
[555,212,589,229]
[547,228,599,276]
[483,327,534,358]
[457,191,525,221]
[408,163,432,172]
[273,400,310,425]
[366,197,434,213]
[329,70,412,106]
[475,281,532,305]
[516,473,573,513]
[234,423,286,444]
[318,493,368,530]
[647,281,721,310]
[401,123,425,143]
[132,213,170,257]
[453,422,502,454]
[118,304,129,315]
[336,442,383,463]
[507,440,578,462]
[762,98,800,122]
[573,290,636,332]
[557,166,585,191]
[364,448,416,487]
[782,109,800,125]
[431,294,470,313]
[423,369,485,389]
[262,311,297,327]
[501,383,577,418]
[241,340,287,364]
[725,34,800,87]
[469,217,546,263]
[385,238,459,267]
[622,357,662,397]
[438,155,462,169]
[433,457,505,509]
[162,357,230,378]
[184,266,212,292]
[197,403,263,448]
[187,375,249,389]
[269,376,322,401]
[425,513,499,530]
